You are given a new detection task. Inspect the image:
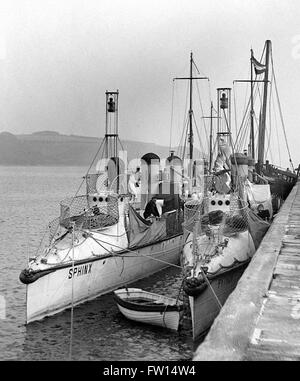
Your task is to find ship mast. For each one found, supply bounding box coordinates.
[189,52,194,161]
[209,102,213,171]
[105,90,119,159]
[257,40,271,173]
[234,40,271,166]
[105,90,120,191]
[250,49,255,159]
[174,53,208,176]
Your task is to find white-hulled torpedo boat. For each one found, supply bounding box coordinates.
[19,90,187,323]
[113,288,183,331]
[182,40,298,340]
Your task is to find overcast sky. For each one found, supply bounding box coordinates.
[0,0,300,168]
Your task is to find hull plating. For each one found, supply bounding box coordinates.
[189,262,248,340]
[26,235,183,323]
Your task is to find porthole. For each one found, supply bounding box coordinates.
[211,200,216,205]
[225,200,230,206]
[218,200,223,206]
[120,197,123,202]
[105,197,108,202]
[93,197,97,202]
[99,197,103,202]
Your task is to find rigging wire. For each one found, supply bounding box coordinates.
[238,113,251,152]
[234,94,251,150]
[89,233,183,269]
[265,75,273,163]
[234,72,263,153]
[192,59,212,105]
[178,114,189,159]
[233,83,239,139]
[270,71,282,167]
[169,80,176,153]
[234,43,269,154]
[179,81,191,159]
[117,136,125,153]
[192,113,206,157]
[182,117,189,160]
[253,112,260,159]
[175,79,181,150]
[208,104,219,168]
[201,267,223,309]
[242,65,251,126]
[73,137,105,200]
[69,222,75,361]
[270,49,295,171]
[40,137,107,249]
[195,79,210,150]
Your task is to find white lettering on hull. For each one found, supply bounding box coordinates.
[68,263,93,279]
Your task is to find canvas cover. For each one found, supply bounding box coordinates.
[245,180,273,218]
[247,208,270,249]
[127,205,167,248]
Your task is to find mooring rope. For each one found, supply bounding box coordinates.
[200,266,223,310]
[89,234,183,270]
[69,223,75,360]
[271,51,295,172]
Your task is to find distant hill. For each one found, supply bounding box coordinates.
[0,131,180,166]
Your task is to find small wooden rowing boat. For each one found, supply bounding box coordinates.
[113,288,183,331]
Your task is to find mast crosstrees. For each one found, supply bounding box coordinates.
[174,52,209,164]
[234,40,271,169]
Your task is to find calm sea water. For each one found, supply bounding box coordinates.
[0,166,194,361]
